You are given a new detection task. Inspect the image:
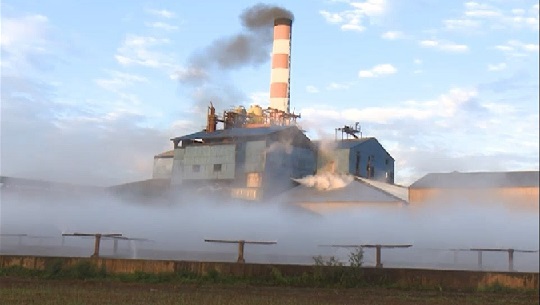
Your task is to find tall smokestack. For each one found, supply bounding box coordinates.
[270,17,292,113]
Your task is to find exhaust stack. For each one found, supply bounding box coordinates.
[270,17,292,113]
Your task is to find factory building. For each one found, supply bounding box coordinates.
[409,171,539,211]
[152,150,174,179]
[316,137,395,184]
[149,15,397,202]
[169,124,316,201]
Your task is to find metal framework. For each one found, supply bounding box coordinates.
[62,233,122,258]
[204,239,277,263]
[450,248,538,271]
[335,122,362,140]
[320,244,413,268]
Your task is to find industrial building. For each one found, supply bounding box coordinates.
[168,124,316,201]
[409,171,539,210]
[315,137,395,184]
[152,150,174,179]
[147,15,396,202]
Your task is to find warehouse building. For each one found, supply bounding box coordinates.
[409,171,539,210]
[280,176,407,215]
[152,150,174,179]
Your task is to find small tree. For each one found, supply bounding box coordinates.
[348,247,364,268]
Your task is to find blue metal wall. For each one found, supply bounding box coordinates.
[316,138,395,183]
[347,139,394,183]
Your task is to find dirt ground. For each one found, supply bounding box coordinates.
[1,277,538,305]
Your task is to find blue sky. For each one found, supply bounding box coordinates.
[1,0,538,186]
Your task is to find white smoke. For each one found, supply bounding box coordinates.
[293,172,354,191]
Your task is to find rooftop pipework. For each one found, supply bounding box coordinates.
[205,103,300,132]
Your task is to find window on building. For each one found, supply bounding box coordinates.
[192,165,201,173]
[213,164,222,172]
[385,158,389,165]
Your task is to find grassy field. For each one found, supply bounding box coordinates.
[1,277,538,305]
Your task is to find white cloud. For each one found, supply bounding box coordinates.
[147,9,175,19]
[306,85,320,93]
[319,11,344,23]
[443,19,481,30]
[358,63,397,78]
[487,62,507,71]
[494,45,513,52]
[145,22,179,31]
[381,31,404,40]
[350,0,386,15]
[299,84,539,183]
[464,2,502,18]
[0,14,48,47]
[302,88,478,124]
[95,70,147,92]
[326,82,350,90]
[248,91,269,107]
[413,59,422,65]
[447,2,539,31]
[115,35,176,69]
[495,40,539,55]
[419,39,469,52]
[341,23,366,32]
[320,0,387,32]
[0,14,56,72]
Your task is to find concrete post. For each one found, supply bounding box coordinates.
[375,245,383,268]
[237,240,246,263]
[113,239,119,255]
[508,249,514,272]
[92,234,102,258]
[477,251,483,270]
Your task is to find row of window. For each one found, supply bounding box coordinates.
[192,164,222,173]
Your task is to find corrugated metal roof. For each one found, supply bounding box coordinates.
[172,126,295,141]
[312,138,373,149]
[410,171,540,189]
[280,179,405,204]
[356,177,409,201]
[154,150,174,158]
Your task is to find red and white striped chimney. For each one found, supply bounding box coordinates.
[270,17,292,113]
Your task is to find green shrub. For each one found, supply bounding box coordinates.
[44,259,65,278]
[205,268,220,282]
[70,261,101,279]
[348,247,363,267]
[270,267,289,285]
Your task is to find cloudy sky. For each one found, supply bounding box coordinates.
[1,0,538,186]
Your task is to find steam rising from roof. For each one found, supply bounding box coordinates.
[293,173,354,191]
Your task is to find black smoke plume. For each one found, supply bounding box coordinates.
[176,3,293,111]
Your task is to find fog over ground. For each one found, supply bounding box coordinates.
[1,1,538,274]
[1,188,538,272]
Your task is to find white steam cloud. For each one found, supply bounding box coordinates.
[293,173,354,191]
